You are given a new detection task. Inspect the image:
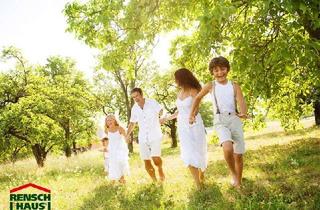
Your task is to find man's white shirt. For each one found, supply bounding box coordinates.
[130,98,163,143]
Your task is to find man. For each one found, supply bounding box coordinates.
[126,88,165,181]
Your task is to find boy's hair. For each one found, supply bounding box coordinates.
[101,137,108,141]
[208,56,230,74]
[130,87,143,95]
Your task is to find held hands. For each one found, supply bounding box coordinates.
[159,117,167,125]
[189,115,196,124]
[125,134,132,144]
[237,113,249,119]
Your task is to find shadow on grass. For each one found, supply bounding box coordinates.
[187,182,232,210]
[202,137,320,209]
[79,183,164,210]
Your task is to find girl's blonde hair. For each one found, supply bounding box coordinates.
[104,114,119,132]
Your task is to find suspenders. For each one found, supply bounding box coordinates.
[212,80,239,114]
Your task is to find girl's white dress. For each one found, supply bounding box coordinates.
[176,96,207,171]
[107,131,129,180]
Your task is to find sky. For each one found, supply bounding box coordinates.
[0,0,172,79]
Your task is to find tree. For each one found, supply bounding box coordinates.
[64,0,163,151]
[40,56,97,157]
[149,71,178,147]
[0,47,96,166]
[145,0,320,129]
[0,47,64,166]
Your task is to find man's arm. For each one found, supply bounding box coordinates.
[189,82,212,124]
[126,122,136,137]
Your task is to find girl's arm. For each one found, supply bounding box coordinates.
[234,83,248,118]
[119,126,129,143]
[189,82,212,124]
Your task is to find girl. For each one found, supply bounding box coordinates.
[105,114,130,184]
[164,68,207,189]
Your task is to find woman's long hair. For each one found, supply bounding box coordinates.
[174,68,201,91]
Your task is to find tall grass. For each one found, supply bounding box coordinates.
[1,123,319,209]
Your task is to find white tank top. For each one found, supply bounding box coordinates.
[211,80,236,113]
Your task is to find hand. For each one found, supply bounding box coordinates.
[237,113,248,119]
[125,134,132,143]
[189,115,196,124]
[159,117,166,125]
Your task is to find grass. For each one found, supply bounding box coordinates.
[1,120,320,210]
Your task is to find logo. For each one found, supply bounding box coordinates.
[9,183,51,210]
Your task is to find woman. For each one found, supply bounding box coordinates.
[164,68,207,189]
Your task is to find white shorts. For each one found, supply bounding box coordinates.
[214,113,245,154]
[139,138,162,160]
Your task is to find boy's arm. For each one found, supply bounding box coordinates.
[234,83,248,118]
[189,83,212,124]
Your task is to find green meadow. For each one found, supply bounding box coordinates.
[1,119,319,210]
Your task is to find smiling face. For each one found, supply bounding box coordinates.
[105,115,117,128]
[131,91,143,104]
[212,66,229,83]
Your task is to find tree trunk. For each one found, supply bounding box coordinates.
[169,120,177,148]
[64,144,72,157]
[31,144,47,167]
[314,100,320,126]
[63,119,72,157]
[72,141,77,155]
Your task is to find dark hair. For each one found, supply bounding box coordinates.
[101,137,108,141]
[174,68,201,91]
[130,87,143,95]
[208,56,230,74]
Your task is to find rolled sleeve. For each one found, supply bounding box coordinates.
[151,99,162,113]
[130,107,138,123]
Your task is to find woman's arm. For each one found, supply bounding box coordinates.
[189,83,212,123]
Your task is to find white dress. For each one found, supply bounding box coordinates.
[176,96,207,171]
[107,131,130,180]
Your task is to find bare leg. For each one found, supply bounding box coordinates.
[199,169,205,183]
[222,141,237,186]
[152,156,165,181]
[119,176,126,184]
[188,166,202,189]
[144,160,157,181]
[234,154,243,187]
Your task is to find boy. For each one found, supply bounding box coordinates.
[101,137,109,178]
[189,56,248,188]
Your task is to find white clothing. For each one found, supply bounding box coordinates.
[211,80,236,114]
[138,137,162,160]
[211,80,246,154]
[130,98,163,143]
[176,96,207,171]
[107,131,130,180]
